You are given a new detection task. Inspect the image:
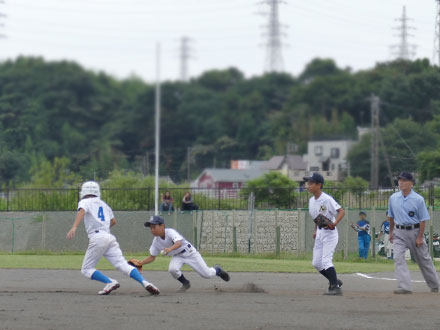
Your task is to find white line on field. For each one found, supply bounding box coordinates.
[355,273,426,283]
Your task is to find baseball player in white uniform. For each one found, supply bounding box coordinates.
[135,215,230,291]
[304,173,345,296]
[66,181,160,295]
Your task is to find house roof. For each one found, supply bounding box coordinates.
[261,155,307,171]
[261,156,285,170]
[286,155,308,170]
[197,168,269,182]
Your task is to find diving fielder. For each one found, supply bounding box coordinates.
[66,181,160,295]
[304,173,345,296]
[132,215,230,291]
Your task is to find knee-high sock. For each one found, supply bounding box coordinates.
[325,267,338,286]
[91,270,112,284]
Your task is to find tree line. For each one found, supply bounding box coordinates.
[1,56,440,188]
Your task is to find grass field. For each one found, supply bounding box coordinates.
[1,252,439,273]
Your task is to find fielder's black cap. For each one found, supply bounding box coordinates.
[398,171,415,183]
[359,211,367,216]
[303,172,324,185]
[144,215,165,227]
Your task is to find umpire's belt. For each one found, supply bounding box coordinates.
[177,244,192,254]
[318,226,335,230]
[395,223,420,230]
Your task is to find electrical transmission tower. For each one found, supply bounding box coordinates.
[179,36,193,81]
[0,0,7,40]
[391,6,416,60]
[434,0,440,65]
[260,0,287,72]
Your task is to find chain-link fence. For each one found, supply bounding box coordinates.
[1,208,440,259]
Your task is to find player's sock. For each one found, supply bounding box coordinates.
[129,268,145,284]
[319,269,330,280]
[325,267,338,286]
[177,274,189,285]
[91,270,112,283]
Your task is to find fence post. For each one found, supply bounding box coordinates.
[6,187,9,212]
[429,206,433,259]
[372,207,376,258]
[218,187,221,210]
[233,226,237,253]
[147,188,151,211]
[276,226,281,256]
[344,207,348,259]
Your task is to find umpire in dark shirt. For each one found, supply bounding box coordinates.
[388,171,439,294]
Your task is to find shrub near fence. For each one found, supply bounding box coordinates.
[0,186,436,211]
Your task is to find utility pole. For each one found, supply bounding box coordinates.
[179,36,193,81]
[370,94,380,188]
[391,6,416,60]
[434,0,440,65]
[260,0,286,72]
[187,147,192,182]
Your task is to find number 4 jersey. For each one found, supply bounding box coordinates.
[78,197,114,237]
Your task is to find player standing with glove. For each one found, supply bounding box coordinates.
[304,173,345,296]
[130,215,230,291]
[66,181,160,296]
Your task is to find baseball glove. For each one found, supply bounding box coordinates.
[314,214,335,230]
[127,258,143,272]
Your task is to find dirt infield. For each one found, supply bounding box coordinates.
[0,269,439,330]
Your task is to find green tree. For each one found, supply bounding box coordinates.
[242,172,298,209]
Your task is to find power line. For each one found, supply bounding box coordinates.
[390,6,416,60]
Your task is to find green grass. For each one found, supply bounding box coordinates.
[1,252,439,273]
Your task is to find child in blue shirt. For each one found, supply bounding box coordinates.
[350,211,371,259]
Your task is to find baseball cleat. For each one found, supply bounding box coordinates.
[431,287,439,293]
[323,285,343,296]
[328,279,343,290]
[144,282,160,295]
[98,279,120,295]
[178,281,191,292]
[393,288,412,294]
[215,265,230,282]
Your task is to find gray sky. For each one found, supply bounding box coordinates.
[1,0,437,82]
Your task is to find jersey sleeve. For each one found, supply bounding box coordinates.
[168,228,184,244]
[149,239,161,257]
[328,196,342,217]
[387,195,395,219]
[418,199,430,221]
[77,199,89,213]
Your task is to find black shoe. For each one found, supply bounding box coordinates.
[179,281,191,292]
[215,265,230,282]
[328,279,343,290]
[324,285,343,296]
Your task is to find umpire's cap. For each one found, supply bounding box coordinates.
[144,215,165,227]
[303,172,324,185]
[398,171,415,183]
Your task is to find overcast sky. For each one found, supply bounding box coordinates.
[1,0,437,83]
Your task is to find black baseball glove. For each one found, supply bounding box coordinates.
[314,214,335,230]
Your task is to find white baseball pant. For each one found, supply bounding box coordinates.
[168,249,217,279]
[312,228,339,271]
[81,232,134,279]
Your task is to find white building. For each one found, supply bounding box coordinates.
[303,139,355,182]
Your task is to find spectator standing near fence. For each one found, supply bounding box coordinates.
[160,191,174,215]
[388,171,439,294]
[350,211,371,259]
[305,173,345,296]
